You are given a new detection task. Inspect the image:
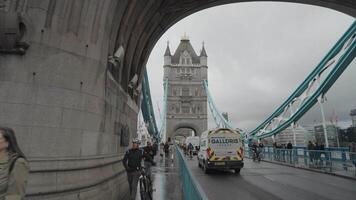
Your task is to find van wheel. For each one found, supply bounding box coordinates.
[234,169,241,174]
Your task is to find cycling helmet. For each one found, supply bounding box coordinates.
[132,138,141,144]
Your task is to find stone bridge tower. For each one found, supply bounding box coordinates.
[164,35,208,139]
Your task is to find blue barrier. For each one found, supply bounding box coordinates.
[175,145,209,200]
[246,146,356,178]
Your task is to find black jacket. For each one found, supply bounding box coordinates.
[122,149,143,172]
[143,146,155,163]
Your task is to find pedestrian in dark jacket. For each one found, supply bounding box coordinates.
[143,141,155,179]
[287,141,293,163]
[122,139,143,200]
[307,141,315,165]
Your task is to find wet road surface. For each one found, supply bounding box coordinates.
[136,147,183,200]
[186,156,356,200]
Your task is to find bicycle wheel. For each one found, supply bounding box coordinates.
[139,178,146,200]
[146,177,153,200]
[139,176,151,200]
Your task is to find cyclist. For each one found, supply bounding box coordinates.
[251,142,260,161]
[122,138,143,200]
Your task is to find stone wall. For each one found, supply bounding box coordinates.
[0,0,136,199]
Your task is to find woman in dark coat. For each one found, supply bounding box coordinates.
[0,127,29,200]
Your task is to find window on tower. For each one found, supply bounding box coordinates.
[175,106,180,113]
[182,106,190,114]
[182,87,189,96]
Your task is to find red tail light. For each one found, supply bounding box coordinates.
[207,147,214,159]
[237,147,244,158]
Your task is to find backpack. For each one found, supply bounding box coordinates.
[8,154,21,173]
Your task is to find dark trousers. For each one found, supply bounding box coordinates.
[144,161,152,180]
[127,171,141,200]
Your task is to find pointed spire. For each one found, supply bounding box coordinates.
[200,41,207,57]
[181,32,189,41]
[164,41,171,56]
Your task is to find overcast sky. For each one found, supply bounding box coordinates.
[146,2,355,132]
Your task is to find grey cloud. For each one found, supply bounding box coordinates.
[146,2,355,132]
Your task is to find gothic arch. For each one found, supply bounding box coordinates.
[107,0,356,93]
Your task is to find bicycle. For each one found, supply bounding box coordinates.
[252,149,261,162]
[188,149,193,159]
[139,167,153,200]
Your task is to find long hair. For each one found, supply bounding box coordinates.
[0,127,26,159]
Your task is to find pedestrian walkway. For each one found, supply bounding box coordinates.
[135,147,183,200]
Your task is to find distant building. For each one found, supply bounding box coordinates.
[314,124,339,147]
[339,126,356,146]
[275,126,313,146]
[351,109,356,127]
[137,119,152,146]
[164,35,208,138]
[303,125,317,144]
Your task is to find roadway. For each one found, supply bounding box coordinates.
[186,156,356,200]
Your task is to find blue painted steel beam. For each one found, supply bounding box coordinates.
[141,68,159,138]
[251,21,356,139]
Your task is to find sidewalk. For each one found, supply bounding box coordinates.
[135,147,183,200]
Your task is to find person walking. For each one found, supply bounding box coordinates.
[143,141,155,180]
[164,142,170,157]
[350,142,356,169]
[159,142,164,159]
[307,141,315,166]
[315,142,321,167]
[287,141,293,163]
[0,126,29,200]
[187,143,194,159]
[152,142,158,157]
[122,139,143,200]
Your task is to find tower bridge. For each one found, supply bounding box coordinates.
[0,1,356,199]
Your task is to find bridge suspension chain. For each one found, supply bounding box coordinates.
[158,79,169,141]
[203,80,234,129]
[203,80,247,139]
[141,69,159,139]
[249,21,356,140]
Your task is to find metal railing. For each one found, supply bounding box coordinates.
[175,145,209,200]
[246,147,356,178]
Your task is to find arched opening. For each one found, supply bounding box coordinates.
[173,127,197,145]
[145,2,355,139]
[109,0,355,96]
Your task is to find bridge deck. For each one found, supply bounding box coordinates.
[135,148,183,200]
[186,157,356,200]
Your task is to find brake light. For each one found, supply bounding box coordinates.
[207,147,214,159]
[237,147,244,158]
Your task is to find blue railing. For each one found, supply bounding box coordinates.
[246,146,356,178]
[175,145,209,200]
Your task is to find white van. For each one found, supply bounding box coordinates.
[198,128,244,174]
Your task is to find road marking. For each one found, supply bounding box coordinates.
[264,175,275,182]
